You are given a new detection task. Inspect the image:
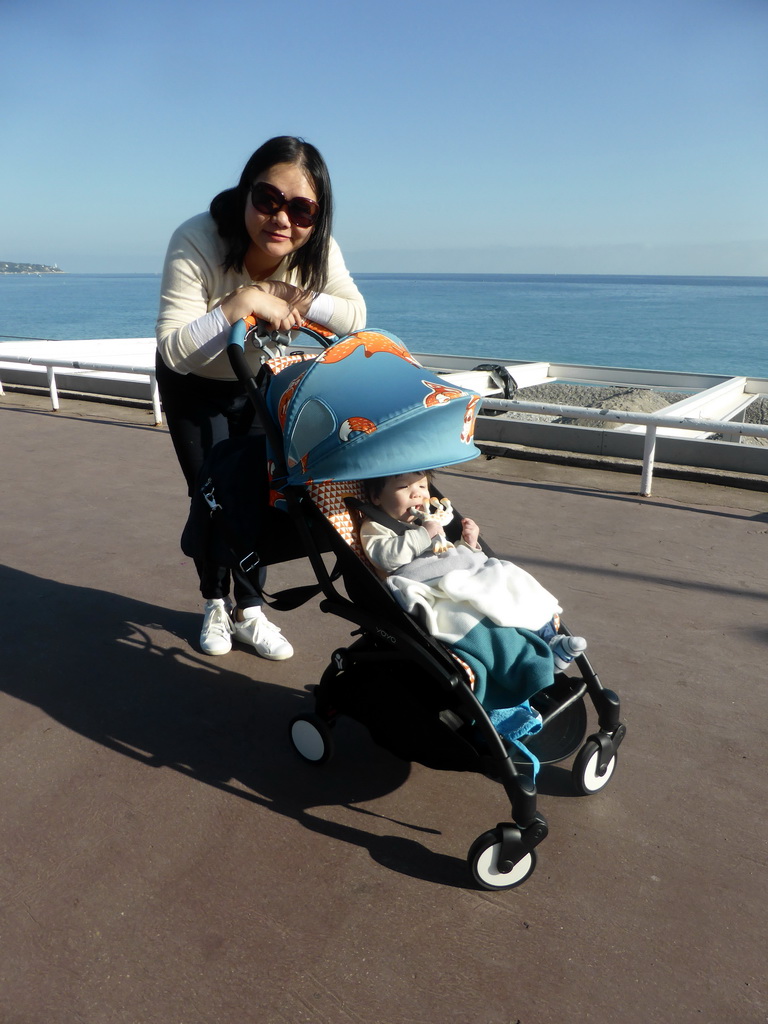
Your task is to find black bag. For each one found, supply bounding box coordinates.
[180,434,305,573]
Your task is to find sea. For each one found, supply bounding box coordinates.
[1,272,766,378]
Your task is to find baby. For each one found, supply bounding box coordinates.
[360,468,589,671]
[357,471,587,755]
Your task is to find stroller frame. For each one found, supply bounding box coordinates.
[225,324,626,890]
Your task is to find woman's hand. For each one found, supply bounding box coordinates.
[257,280,313,314]
[218,284,307,333]
[461,517,480,548]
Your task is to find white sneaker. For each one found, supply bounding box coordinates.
[232,608,294,661]
[200,598,233,656]
[550,634,587,672]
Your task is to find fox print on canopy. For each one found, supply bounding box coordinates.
[265,330,482,485]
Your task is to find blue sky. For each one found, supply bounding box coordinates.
[2,0,766,275]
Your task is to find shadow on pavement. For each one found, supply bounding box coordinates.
[1,564,471,888]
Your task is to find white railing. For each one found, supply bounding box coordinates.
[0,339,162,424]
[481,397,768,495]
[3,340,767,494]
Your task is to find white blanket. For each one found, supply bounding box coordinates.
[386,548,561,645]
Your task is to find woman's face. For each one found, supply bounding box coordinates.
[244,161,317,275]
[372,473,431,522]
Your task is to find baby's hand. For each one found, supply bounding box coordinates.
[461,517,480,549]
[408,497,455,554]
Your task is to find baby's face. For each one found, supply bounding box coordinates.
[373,473,430,522]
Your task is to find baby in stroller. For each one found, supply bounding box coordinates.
[357,469,587,749]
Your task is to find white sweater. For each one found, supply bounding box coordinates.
[156,212,366,379]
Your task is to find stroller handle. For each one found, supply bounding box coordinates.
[227,314,293,356]
[227,316,249,351]
[229,314,337,356]
[225,315,340,483]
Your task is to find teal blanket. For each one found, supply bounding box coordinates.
[451,618,554,710]
[451,618,554,776]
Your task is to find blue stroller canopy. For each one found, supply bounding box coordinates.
[268,330,482,485]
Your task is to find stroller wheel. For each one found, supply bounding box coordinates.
[468,829,537,891]
[289,714,334,766]
[572,739,617,795]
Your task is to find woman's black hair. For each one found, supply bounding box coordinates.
[209,136,333,296]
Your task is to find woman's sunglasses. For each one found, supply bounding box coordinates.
[250,181,319,228]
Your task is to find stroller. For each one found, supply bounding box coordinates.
[193,318,626,891]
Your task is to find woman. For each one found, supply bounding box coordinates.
[156,136,366,659]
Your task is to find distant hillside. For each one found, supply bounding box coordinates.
[0,262,64,274]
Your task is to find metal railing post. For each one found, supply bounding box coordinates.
[46,366,59,411]
[640,425,657,496]
[149,372,162,425]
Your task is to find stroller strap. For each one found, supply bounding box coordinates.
[237,538,343,612]
[344,497,412,536]
[200,473,340,612]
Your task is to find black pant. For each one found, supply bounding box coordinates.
[156,352,266,606]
